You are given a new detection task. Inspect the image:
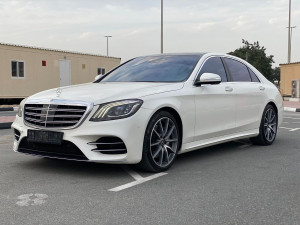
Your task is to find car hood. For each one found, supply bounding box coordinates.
[27,82,184,105]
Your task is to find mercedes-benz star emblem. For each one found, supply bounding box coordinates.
[56,88,62,97]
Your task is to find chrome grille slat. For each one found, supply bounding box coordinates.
[24,101,90,129]
[45,121,78,124]
[25,112,82,118]
[25,117,46,123]
[47,109,86,112]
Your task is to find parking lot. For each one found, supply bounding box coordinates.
[0,111,299,225]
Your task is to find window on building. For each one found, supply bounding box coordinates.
[97,68,106,75]
[11,61,25,78]
[224,58,251,82]
[198,57,228,82]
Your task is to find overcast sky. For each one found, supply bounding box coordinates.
[0,0,299,66]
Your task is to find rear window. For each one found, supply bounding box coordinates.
[248,68,260,82]
[101,55,202,82]
[224,58,251,82]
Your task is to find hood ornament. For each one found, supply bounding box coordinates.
[56,88,62,97]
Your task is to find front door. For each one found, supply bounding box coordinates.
[59,60,71,87]
[194,57,236,141]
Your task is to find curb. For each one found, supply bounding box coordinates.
[0,107,18,112]
[284,107,300,112]
[0,122,12,129]
[0,107,14,112]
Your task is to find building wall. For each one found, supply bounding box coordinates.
[0,44,121,98]
[280,63,300,96]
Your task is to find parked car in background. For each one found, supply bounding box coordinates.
[12,53,283,172]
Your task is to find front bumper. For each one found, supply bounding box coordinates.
[12,107,153,164]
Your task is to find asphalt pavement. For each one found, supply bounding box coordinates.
[0,111,299,225]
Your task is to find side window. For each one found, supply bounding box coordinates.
[224,58,251,82]
[248,68,260,82]
[199,57,227,82]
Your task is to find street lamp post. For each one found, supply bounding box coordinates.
[161,0,163,54]
[287,0,291,63]
[104,36,112,56]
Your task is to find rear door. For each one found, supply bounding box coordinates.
[193,57,236,141]
[223,57,266,132]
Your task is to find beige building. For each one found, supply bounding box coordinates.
[280,62,300,96]
[0,43,121,99]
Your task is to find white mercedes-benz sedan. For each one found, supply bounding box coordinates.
[12,53,283,172]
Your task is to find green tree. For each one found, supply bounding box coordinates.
[228,39,274,81]
[271,67,280,82]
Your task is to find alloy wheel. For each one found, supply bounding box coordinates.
[150,117,178,167]
[263,107,277,142]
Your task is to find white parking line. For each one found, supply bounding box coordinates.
[282,121,300,124]
[279,127,300,132]
[289,128,300,132]
[16,194,48,206]
[109,167,167,192]
[234,140,252,149]
[283,117,300,120]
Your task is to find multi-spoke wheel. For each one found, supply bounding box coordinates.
[250,104,278,145]
[138,111,181,172]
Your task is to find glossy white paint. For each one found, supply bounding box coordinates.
[12,53,283,164]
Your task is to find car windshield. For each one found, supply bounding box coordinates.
[100,55,202,82]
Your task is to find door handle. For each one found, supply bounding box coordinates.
[225,86,233,92]
[259,86,265,91]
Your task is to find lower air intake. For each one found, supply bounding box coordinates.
[18,138,88,160]
[88,137,127,154]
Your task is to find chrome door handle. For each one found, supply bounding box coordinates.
[259,86,265,91]
[225,86,233,92]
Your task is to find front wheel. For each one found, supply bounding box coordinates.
[137,111,180,172]
[250,104,278,145]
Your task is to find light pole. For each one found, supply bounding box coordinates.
[287,0,291,63]
[104,35,112,56]
[161,0,163,54]
[287,26,297,62]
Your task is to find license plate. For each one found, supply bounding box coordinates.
[27,130,64,145]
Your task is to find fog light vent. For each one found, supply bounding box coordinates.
[88,137,127,154]
[14,129,21,141]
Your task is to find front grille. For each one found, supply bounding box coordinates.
[24,103,87,129]
[18,138,88,160]
[88,137,127,154]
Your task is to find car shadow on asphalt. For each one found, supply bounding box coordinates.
[16,157,125,179]
[174,139,255,169]
[15,139,255,177]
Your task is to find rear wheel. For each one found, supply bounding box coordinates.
[137,111,180,172]
[250,104,278,145]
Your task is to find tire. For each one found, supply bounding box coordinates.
[250,104,278,145]
[137,111,181,172]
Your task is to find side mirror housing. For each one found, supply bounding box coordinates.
[94,74,103,81]
[194,73,221,86]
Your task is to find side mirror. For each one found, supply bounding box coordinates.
[194,73,221,86]
[94,74,103,81]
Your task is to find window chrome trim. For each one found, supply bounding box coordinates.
[23,99,94,130]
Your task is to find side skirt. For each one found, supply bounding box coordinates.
[179,129,258,154]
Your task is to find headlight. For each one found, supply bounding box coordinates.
[17,98,26,117]
[90,99,143,122]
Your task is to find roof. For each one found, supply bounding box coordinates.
[0,42,121,59]
[279,61,300,66]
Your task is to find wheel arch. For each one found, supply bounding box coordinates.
[267,101,278,115]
